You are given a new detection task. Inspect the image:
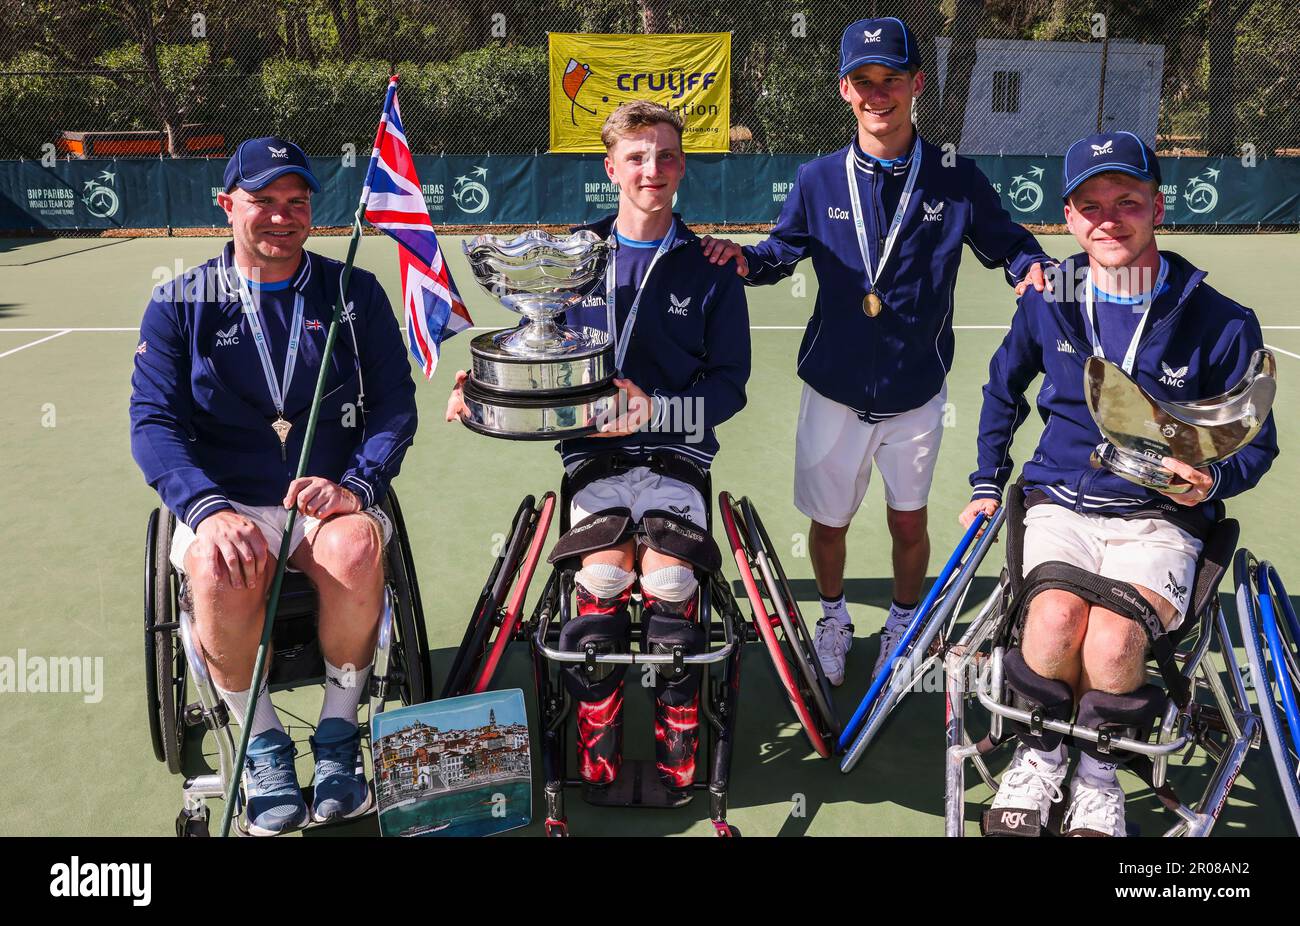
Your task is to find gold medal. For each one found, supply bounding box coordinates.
[864,291,883,317]
[272,416,292,461]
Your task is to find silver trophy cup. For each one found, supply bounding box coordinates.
[1084,350,1276,493]
[460,230,618,440]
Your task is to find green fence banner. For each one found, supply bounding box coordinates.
[2,155,1297,231]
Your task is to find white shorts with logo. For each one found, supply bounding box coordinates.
[569,466,706,529]
[170,500,393,573]
[1021,503,1203,629]
[794,383,946,527]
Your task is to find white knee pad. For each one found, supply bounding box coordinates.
[575,563,636,599]
[639,565,698,604]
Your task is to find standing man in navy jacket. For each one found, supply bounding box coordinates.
[449,101,749,792]
[130,137,418,834]
[702,17,1052,686]
[959,132,1276,836]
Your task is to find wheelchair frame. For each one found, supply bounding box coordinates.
[940,498,1260,837]
[443,469,837,836]
[143,490,432,836]
[1233,551,1300,833]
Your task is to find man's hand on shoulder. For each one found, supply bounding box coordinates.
[700,236,749,277]
[283,477,361,519]
[195,510,269,590]
[1014,261,1054,297]
[1158,457,1214,506]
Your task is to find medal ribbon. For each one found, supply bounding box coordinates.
[604,224,677,376]
[844,139,922,300]
[1083,256,1169,375]
[237,280,305,419]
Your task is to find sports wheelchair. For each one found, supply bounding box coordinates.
[143,490,433,836]
[931,482,1259,836]
[441,453,839,836]
[1234,552,1300,833]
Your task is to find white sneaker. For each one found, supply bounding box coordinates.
[813,618,853,686]
[1063,775,1127,837]
[872,624,906,679]
[984,745,1067,835]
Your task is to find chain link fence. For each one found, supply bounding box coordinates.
[1,0,1296,160]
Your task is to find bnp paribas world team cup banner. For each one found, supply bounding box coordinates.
[549,32,731,154]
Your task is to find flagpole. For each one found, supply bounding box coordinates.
[219,75,401,838]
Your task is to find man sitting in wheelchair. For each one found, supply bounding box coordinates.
[130,139,418,834]
[449,100,750,793]
[958,131,1277,836]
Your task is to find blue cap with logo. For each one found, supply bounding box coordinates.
[839,17,920,79]
[223,136,321,194]
[1062,131,1161,200]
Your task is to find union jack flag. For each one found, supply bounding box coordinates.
[304,318,323,331]
[362,77,472,379]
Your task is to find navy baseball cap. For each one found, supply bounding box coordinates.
[223,136,320,194]
[1062,131,1161,200]
[839,17,920,79]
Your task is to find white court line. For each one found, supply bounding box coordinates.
[1264,343,1300,361]
[0,329,71,358]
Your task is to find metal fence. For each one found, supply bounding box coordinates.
[1,0,1296,160]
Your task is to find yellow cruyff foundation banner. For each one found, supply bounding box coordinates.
[548,32,731,153]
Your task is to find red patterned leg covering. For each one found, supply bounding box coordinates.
[574,585,631,785]
[643,590,701,790]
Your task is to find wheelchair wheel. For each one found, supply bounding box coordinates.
[144,507,186,774]
[442,493,555,698]
[383,490,432,705]
[720,492,836,758]
[1236,555,1300,832]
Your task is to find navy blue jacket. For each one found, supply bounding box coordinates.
[130,243,418,532]
[559,213,751,469]
[969,250,1278,518]
[742,134,1050,421]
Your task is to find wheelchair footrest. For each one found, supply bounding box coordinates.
[981,807,1044,837]
[582,759,695,809]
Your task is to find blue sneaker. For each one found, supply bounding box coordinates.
[243,729,308,836]
[310,718,373,823]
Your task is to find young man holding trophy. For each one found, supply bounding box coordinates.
[958,131,1278,836]
[449,100,750,791]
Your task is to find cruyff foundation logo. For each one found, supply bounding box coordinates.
[563,57,599,125]
[82,169,120,219]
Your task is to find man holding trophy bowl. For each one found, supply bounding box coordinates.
[958,132,1278,837]
[446,100,750,791]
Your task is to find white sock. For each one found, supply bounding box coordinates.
[217,680,283,739]
[1076,751,1120,786]
[886,600,917,632]
[820,593,852,626]
[1029,743,1067,770]
[319,659,372,726]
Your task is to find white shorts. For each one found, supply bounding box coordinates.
[1021,503,1203,628]
[793,383,946,527]
[569,466,706,529]
[170,500,393,573]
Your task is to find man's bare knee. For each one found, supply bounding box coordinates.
[1081,608,1148,694]
[1022,590,1089,674]
[886,507,928,546]
[305,514,383,583]
[581,540,635,572]
[810,520,849,543]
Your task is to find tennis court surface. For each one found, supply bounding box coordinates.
[1,231,1296,836]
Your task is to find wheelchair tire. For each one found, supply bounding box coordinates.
[720,492,835,759]
[383,490,432,706]
[144,507,186,774]
[1235,554,1300,833]
[442,494,552,698]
